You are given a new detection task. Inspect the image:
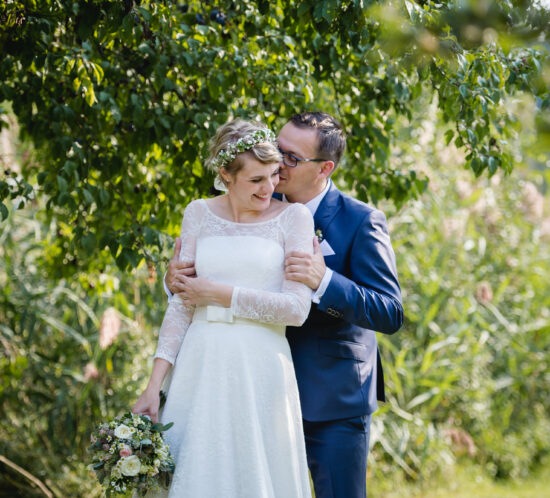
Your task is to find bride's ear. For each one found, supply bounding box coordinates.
[219,167,231,186]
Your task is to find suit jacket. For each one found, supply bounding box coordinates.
[285,183,403,421]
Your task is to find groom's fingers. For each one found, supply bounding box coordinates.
[172,236,182,260]
[285,250,308,261]
[285,247,326,290]
[166,262,193,293]
[285,253,310,282]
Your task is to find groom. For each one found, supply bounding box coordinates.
[166,112,403,498]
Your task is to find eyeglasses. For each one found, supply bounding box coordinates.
[278,147,327,168]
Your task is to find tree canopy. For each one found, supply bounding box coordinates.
[1,0,548,272]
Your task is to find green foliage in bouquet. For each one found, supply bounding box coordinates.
[88,412,174,497]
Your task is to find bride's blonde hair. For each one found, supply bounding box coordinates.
[205,119,281,190]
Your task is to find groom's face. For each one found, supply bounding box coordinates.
[275,122,327,204]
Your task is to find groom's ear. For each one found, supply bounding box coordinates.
[319,160,335,178]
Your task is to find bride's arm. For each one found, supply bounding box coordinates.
[132,358,171,422]
[153,201,203,364]
[133,201,203,419]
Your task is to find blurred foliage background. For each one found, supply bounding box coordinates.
[0,0,549,496]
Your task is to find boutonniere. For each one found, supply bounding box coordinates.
[315,229,324,243]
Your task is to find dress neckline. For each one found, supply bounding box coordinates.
[201,198,292,226]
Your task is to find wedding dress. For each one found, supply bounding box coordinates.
[150,199,314,498]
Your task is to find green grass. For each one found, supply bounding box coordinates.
[368,463,550,498]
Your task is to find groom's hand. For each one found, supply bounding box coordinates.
[285,237,326,290]
[166,236,196,294]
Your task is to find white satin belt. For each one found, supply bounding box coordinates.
[192,306,285,333]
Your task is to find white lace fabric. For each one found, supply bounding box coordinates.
[154,199,314,364]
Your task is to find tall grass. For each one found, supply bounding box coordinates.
[369,154,550,485]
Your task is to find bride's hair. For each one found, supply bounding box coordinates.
[205,119,281,190]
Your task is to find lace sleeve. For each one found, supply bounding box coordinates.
[154,200,204,364]
[231,203,314,326]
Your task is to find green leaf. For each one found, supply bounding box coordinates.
[57,176,69,192]
[81,232,96,252]
[488,155,498,175]
[82,188,94,206]
[152,421,174,432]
[0,202,9,220]
[444,129,454,145]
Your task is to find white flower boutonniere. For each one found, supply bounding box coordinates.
[315,229,324,243]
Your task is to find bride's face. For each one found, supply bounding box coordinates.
[225,158,280,213]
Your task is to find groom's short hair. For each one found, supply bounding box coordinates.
[289,112,346,166]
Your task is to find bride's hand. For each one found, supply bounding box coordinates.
[132,388,160,423]
[178,275,232,308]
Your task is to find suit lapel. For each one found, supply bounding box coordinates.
[313,183,341,234]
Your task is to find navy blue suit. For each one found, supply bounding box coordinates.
[285,183,403,498]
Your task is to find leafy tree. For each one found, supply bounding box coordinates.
[1,3,549,495]
[0,0,548,273]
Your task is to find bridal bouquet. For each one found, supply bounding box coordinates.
[88,411,175,497]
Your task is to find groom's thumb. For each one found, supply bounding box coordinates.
[313,236,321,254]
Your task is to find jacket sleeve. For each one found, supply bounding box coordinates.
[318,207,403,334]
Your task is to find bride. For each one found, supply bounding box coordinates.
[133,119,314,497]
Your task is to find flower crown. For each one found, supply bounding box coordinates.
[209,128,277,171]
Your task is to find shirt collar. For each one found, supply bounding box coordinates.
[304,180,331,215]
[282,180,331,215]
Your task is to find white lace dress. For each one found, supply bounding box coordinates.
[151,199,314,498]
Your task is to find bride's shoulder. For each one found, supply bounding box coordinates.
[185,198,206,210]
[183,198,209,219]
[268,198,294,217]
[277,202,312,226]
[280,201,311,217]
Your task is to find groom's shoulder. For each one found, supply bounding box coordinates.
[334,188,377,216]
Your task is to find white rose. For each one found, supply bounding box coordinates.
[119,455,141,476]
[114,424,135,439]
